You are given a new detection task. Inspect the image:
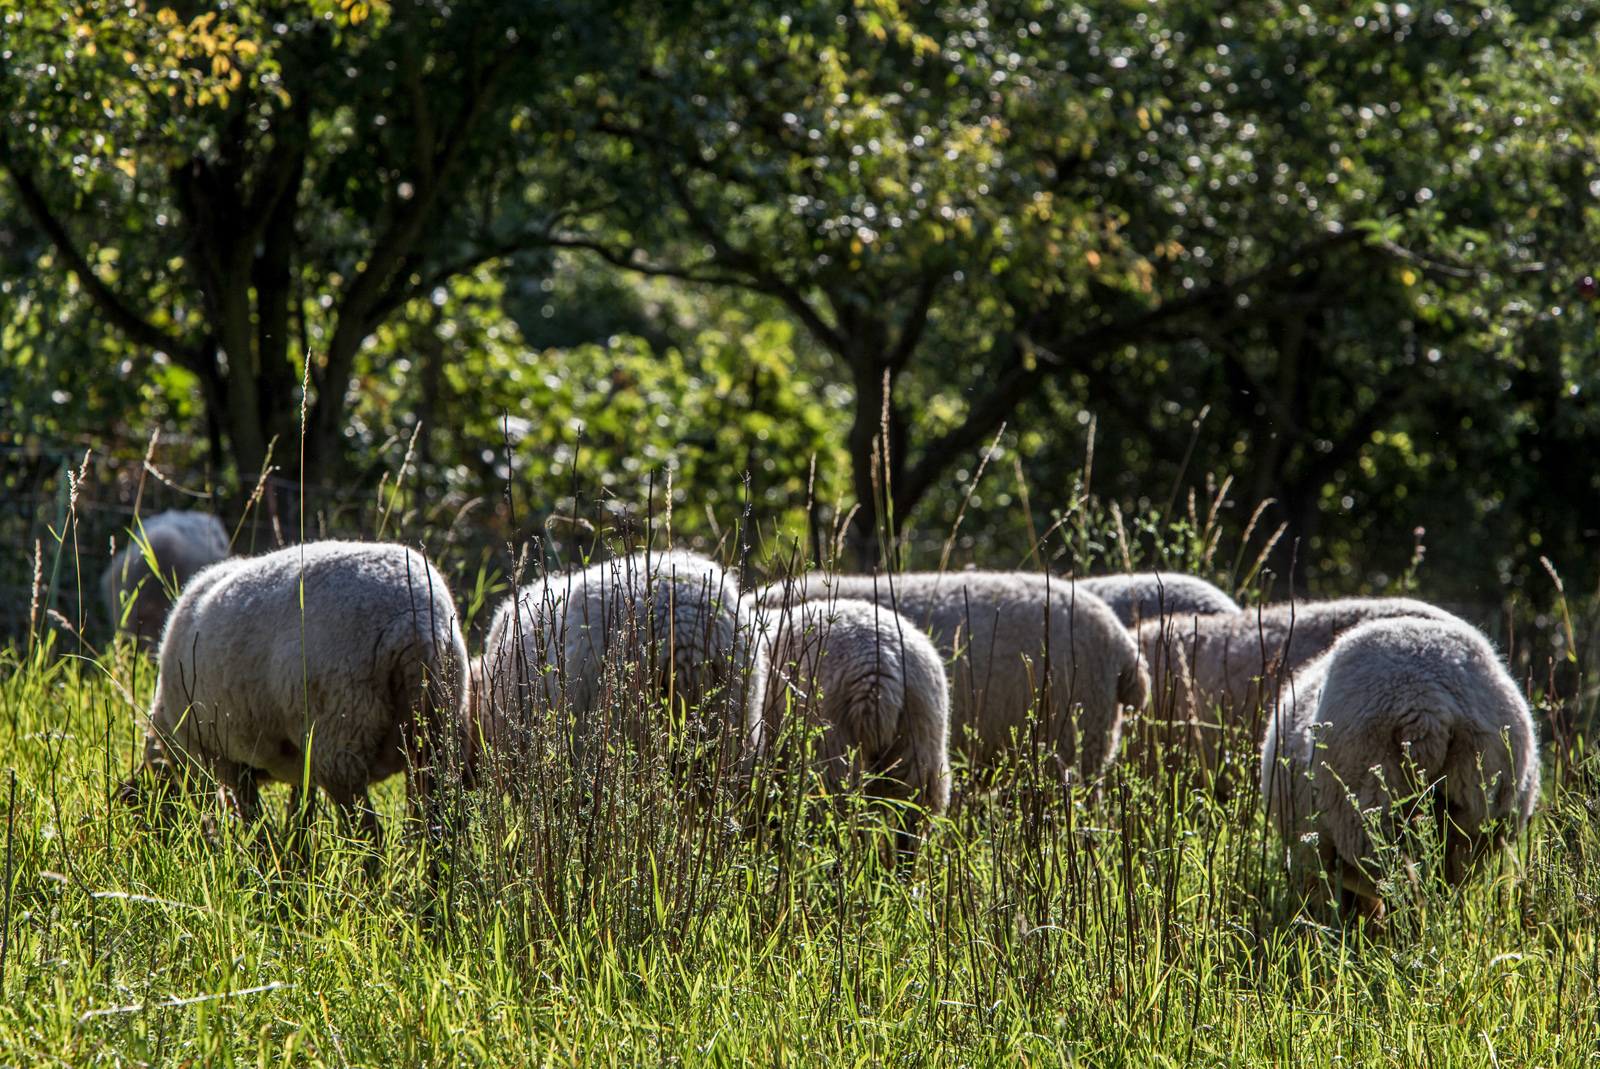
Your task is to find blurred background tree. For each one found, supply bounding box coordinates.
[0,0,624,486]
[2,0,1599,634]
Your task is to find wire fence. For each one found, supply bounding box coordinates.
[0,438,507,647]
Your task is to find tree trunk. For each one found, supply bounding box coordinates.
[180,156,270,481]
[844,327,906,571]
[253,153,305,460]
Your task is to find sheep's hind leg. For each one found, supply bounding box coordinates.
[1338,859,1388,930]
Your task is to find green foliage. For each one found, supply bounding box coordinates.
[0,0,615,481]
[4,0,1600,610]
[351,261,850,558]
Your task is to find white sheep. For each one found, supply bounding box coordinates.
[762,571,1147,783]
[122,540,469,849]
[101,510,232,649]
[1075,572,1240,628]
[1136,597,1459,774]
[473,550,748,770]
[744,597,950,855]
[1260,615,1539,915]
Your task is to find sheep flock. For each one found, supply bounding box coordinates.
[106,514,1540,920]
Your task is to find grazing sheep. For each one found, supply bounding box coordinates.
[122,541,468,849]
[1137,597,1459,770]
[1260,616,1539,915]
[101,510,232,649]
[762,571,1147,782]
[1075,572,1240,628]
[473,550,747,768]
[744,597,951,855]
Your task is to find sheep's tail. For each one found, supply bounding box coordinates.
[861,697,948,816]
[868,643,952,833]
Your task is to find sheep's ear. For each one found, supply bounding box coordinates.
[1392,707,1451,774]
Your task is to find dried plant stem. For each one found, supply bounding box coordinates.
[232,435,280,549]
[936,423,1006,579]
[376,422,423,541]
[1237,522,1289,596]
[1109,501,1133,573]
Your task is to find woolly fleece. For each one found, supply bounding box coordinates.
[1139,596,1458,745]
[1260,615,1539,896]
[102,510,232,649]
[475,550,746,761]
[1076,572,1240,627]
[141,541,467,829]
[745,597,951,838]
[763,572,1146,780]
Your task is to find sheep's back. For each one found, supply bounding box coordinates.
[1077,573,1241,627]
[764,571,1139,771]
[103,512,233,643]
[1177,597,1461,731]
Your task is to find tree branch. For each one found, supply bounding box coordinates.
[894,226,1365,511]
[0,135,204,372]
[368,227,569,325]
[660,167,848,355]
[546,235,750,287]
[311,38,530,468]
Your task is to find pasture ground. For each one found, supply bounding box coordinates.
[0,634,1595,1068]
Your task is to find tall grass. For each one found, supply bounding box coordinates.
[0,479,1595,1066]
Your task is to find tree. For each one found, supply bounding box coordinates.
[555,0,1598,574]
[1000,0,1600,591]
[555,1,1017,564]
[0,0,613,484]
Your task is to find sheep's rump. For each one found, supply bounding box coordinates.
[1260,615,1539,888]
[475,550,746,761]
[762,571,1145,779]
[101,510,232,648]
[148,540,467,806]
[1075,572,1240,628]
[1141,596,1458,743]
[747,597,951,823]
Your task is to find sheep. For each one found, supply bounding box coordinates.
[1135,597,1459,781]
[761,571,1147,783]
[101,510,232,649]
[473,550,748,772]
[1075,572,1240,628]
[120,540,469,852]
[1260,616,1539,917]
[743,596,951,857]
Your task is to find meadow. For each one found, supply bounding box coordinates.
[0,501,1594,1069]
[4,0,1599,1062]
